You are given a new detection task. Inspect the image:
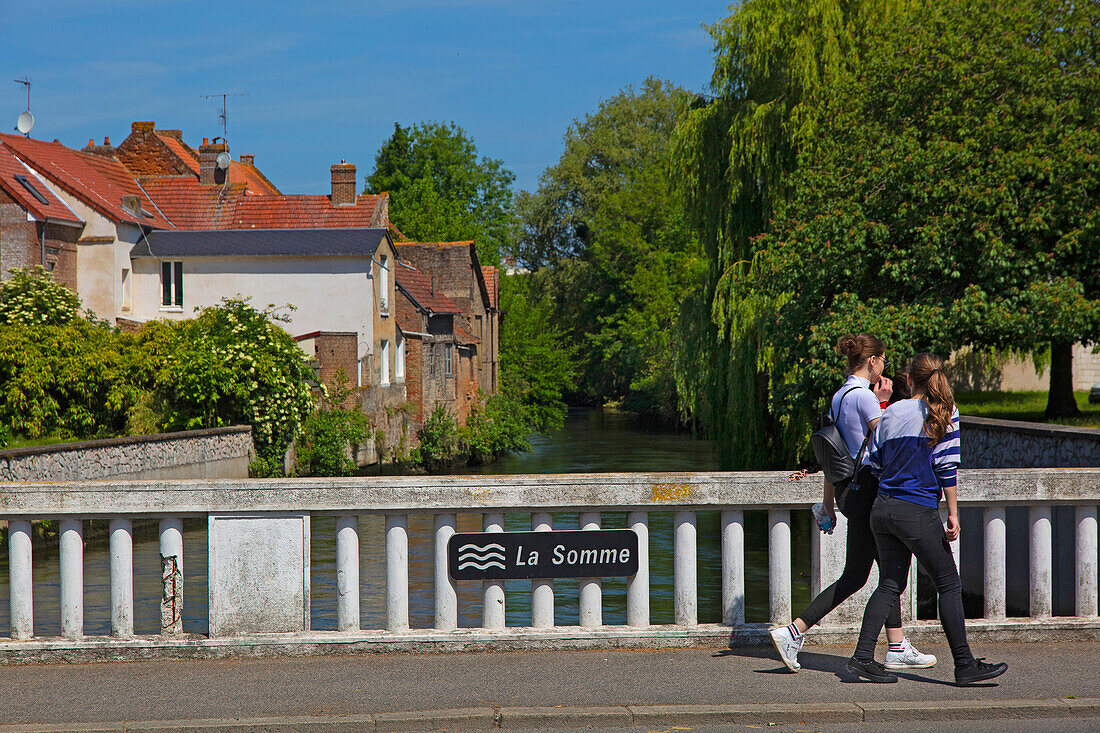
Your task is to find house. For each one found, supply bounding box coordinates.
[0,132,173,319]
[128,227,400,394]
[393,241,500,396]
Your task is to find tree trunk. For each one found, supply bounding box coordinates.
[1045,341,1080,418]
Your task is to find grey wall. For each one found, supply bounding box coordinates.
[961,415,1100,469]
[0,427,252,482]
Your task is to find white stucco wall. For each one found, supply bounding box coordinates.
[130,255,375,358]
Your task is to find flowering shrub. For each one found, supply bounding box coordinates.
[0,267,83,326]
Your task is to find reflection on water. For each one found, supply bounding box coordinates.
[0,408,812,635]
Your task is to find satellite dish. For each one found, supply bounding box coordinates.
[215,151,231,170]
[15,110,34,135]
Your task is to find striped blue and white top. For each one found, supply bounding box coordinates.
[866,398,961,508]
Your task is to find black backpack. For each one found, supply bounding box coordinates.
[810,386,871,492]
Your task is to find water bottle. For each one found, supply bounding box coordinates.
[812,503,835,534]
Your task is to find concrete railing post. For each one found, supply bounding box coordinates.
[674,510,697,626]
[59,519,83,639]
[336,515,360,632]
[483,512,506,630]
[8,520,33,640]
[579,512,602,628]
[769,509,791,626]
[434,514,458,631]
[109,518,134,638]
[627,511,649,628]
[1030,505,1053,619]
[1076,505,1098,618]
[531,512,554,628]
[984,506,1007,620]
[721,509,745,626]
[159,518,184,636]
[385,514,409,632]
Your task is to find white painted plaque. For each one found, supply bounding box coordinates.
[208,513,310,636]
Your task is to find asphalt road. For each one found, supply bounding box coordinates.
[0,641,1094,727]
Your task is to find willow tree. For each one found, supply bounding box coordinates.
[671,0,916,468]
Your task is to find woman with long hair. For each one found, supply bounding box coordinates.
[770,334,934,672]
[846,353,1007,685]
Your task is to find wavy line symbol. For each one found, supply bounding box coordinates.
[457,542,507,571]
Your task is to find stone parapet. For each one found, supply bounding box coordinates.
[961,415,1100,468]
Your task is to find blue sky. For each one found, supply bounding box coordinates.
[2,1,726,194]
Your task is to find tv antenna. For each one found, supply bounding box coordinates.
[13,76,33,137]
[201,92,248,143]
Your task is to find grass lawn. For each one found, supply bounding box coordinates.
[955,390,1100,429]
[2,435,78,451]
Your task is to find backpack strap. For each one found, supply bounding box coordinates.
[830,386,863,424]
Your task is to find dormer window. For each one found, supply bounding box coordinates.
[14,175,48,205]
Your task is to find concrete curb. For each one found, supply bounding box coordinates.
[1,699,1097,732]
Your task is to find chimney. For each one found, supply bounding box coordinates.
[240,154,254,167]
[330,161,356,206]
[82,136,116,158]
[199,137,228,185]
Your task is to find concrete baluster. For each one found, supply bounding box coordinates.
[483,512,506,630]
[627,511,649,628]
[109,518,134,638]
[8,520,33,640]
[984,506,1007,620]
[59,519,84,639]
[721,509,745,626]
[531,512,554,628]
[1030,505,1053,618]
[768,509,792,626]
[159,518,184,636]
[385,514,409,631]
[434,514,458,631]
[674,510,697,626]
[1076,505,1098,618]
[336,515,360,632]
[579,512,602,628]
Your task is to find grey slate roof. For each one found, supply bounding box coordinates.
[131,227,389,258]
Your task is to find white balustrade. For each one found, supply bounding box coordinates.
[1030,506,1053,618]
[1076,505,1098,618]
[768,509,791,626]
[59,519,83,639]
[336,515,360,632]
[721,509,745,626]
[482,513,505,630]
[674,510,697,626]
[8,520,32,640]
[626,511,649,627]
[159,518,183,636]
[531,512,554,628]
[579,512,602,628]
[109,518,134,639]
[984,506,1007,620]
[385,514,409,631]
[434,514,458,631]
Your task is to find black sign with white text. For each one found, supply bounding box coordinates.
[448,529,639,580]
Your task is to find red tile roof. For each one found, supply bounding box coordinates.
[0,145,82,224]
[0,133,173,229]
[136,178,245,229]
[395,265,461,315]
[481,265,499,309]
[155,134,200,175]
[230,161,280,195]
[455,324,480,346]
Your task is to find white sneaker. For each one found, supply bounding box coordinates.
[769,625,804,672]
[884,638,938,670]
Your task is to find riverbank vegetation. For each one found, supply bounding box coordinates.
[955,392,1100,429]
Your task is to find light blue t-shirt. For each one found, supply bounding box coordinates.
[829,375,882,461]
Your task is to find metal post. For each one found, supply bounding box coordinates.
[336,515,360,632]
[721,509,745,626]
[531,512,554,628]
[109,518,134,638]
[627,511,649,628]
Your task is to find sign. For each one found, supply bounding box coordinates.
[448,529,639,581]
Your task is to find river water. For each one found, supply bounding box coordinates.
[0,408,812,636]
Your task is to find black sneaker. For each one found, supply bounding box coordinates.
[955,658,1008,685]
[846,657,899,683]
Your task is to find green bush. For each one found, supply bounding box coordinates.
[0,266,82,326]
[295,372,370,477]
[462,393,530,465]
[407,404,463,472]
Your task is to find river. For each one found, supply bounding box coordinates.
[0,408,813,636]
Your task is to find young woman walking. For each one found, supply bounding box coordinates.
[770,334,934,672]
[846,353,1007,685]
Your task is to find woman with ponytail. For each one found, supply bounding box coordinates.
[846,353,1007,686]
[771,335,934,672]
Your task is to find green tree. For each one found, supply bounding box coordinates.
[750,0,1100,453]
[296,372,370,477]
[366,121,515,264]
[517,79,704,418]
[670,0,916,467]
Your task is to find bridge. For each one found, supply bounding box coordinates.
[1,469,1098,730]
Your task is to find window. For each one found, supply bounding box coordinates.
[444,344,453,377]
[395,331,405,382]
[121,268,132,311]
[161,261,183,308]
[380,339,390,386]
[14,174,48,205]
[379,255,389,313]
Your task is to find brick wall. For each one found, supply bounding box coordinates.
[311,332,359,403]
[405,333,424,420]
[116,121,194,177]
[0,194,79,288]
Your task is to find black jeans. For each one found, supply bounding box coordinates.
[853,494,975,667]
[798,468,902,630]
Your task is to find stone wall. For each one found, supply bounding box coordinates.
[0,426,252,482]
[960,415,1100,468]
